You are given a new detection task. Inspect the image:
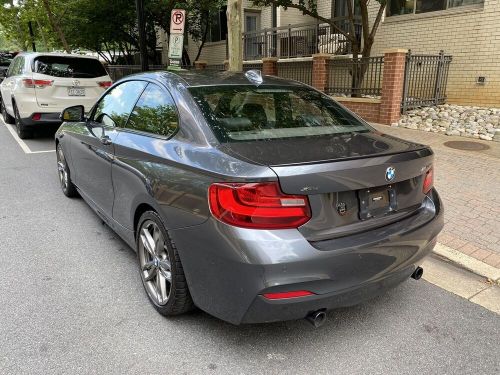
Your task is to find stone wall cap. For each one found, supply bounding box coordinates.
[332,96,382,104]
[384,48,408,54]
[312,53,333,59]
[262,57,279,62]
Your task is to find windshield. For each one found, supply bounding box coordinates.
[33,56,107,78]
[189,85,370,143]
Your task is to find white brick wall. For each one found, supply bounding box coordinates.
[369,0,500,106]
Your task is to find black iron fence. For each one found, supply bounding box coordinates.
[243,17,361,60]
[326,56,384,97]
[277,60,313,86]
[106,65,166,81]
[204,64,225,72]
[401,50,452,113]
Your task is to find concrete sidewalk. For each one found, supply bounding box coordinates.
[373,124,500,272]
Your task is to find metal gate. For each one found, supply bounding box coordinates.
[401,50,452,113]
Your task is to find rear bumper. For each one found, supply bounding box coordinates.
[21,112,61,126]
[171,189,444,325]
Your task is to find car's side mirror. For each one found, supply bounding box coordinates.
[60,105,85,122]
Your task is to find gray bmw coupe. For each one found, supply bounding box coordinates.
[55,70,443,325]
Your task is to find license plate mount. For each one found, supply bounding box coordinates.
[358,185,397,220]
[68,87,85,96]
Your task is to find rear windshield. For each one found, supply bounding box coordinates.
[189,86,370,143]
[33,56,107,78]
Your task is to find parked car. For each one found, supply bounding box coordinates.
[0,52,112,139]
[55,71,443,326]
[0,57,12,83]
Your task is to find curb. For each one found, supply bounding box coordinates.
[433,243,500,282]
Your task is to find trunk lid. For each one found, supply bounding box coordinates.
[221,131,434,241]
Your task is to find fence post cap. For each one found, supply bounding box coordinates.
[384,48,408,54]
[312,53,332,59]
[262,57,279,62]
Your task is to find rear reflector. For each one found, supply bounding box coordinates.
[23,79,53,88]
[423,167,434,194]
[98,81,112,88]
[31,113,41,121]
[208,182,311,229]
[262,291,315,300]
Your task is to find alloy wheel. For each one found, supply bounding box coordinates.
[56,146,69,191]
[138,220,172,306]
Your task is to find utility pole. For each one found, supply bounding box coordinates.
[227,0,242,72]
[135,0,149,71]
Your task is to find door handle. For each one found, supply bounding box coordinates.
[100,136,112,145]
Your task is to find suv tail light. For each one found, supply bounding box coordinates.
[208,182,311,229]
[22,79,53,88]
[423,167,434,194]
[98,81,112,88]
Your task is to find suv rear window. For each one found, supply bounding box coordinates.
[189,85,369,143]
[33,56,107,78]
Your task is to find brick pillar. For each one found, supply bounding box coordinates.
[312,53,330,92]
[194,60,207,70]
[262,57,278,76]
[380,48,408,125]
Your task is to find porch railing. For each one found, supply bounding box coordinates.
[243,17,361,60]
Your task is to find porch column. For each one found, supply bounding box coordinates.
[380,48,408,125]
[262,57,279,76]
[312,53,330,92]
[194,60,208,70]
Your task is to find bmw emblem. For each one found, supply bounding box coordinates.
[385,167,396,182]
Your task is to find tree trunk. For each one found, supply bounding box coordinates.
[195,15,210,63]
[227,0,242,72]
[41,0,70,52]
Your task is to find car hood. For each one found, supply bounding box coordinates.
[218,131,428,166]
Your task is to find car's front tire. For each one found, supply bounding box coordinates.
[56,143,78,197]
[0,97,14,124]
[13,103,31,139]
[136,211,194,316]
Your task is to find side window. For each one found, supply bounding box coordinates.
[92,80,147,127]
[125,83,179,137]
[7,57,19,77]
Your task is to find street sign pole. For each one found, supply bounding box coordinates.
[135,0,149,71]
[168,9,186,70]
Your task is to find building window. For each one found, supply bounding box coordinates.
[207,6,228,43]
[387,0,483,17]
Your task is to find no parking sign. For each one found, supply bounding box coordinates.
[168,9,186,64]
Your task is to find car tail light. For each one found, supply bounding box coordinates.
[98,81,112,88]
[31,113,41,121]
[208,182,311,229]
[423,167,434,194]
[22,79,53,88]
[262,290,315,300]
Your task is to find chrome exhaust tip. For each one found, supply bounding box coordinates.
[411,266,424,280]
[306,310,327,328]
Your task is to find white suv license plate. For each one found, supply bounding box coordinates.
[68,87,85,96]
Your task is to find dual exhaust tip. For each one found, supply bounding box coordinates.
[305,267,424,328]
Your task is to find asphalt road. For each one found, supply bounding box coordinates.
[0,119,499,374]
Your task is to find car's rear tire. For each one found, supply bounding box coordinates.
[1,97,14,124]
[13,103,31,139]
[136,211,194,316]
[56,143,78,198]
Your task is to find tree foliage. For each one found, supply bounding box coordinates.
[0,0,223,65]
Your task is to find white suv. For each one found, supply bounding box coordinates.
[0,53,112,139]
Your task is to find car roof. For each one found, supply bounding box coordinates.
[16,52,100,61]
[133,70,308,88]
